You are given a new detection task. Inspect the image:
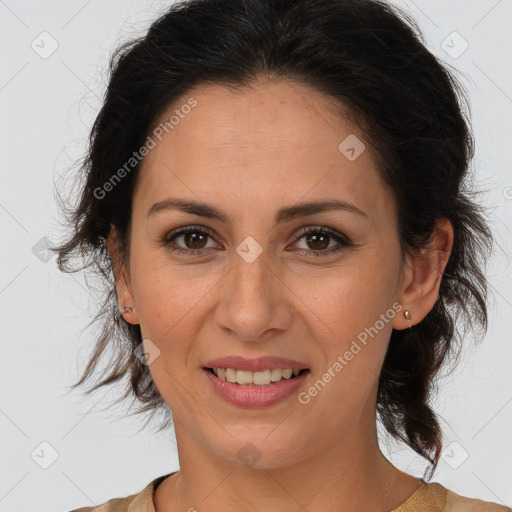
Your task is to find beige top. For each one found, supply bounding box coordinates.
[71,473,511,512]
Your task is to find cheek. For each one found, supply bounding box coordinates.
[301,258,397,339]
[300,259,398,394]
[129,255,213,409]
[130,249,219,341]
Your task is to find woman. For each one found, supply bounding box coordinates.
[57,0,510,510]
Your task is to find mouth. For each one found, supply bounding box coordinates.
[203,365,311,407]
[204,367,311,387]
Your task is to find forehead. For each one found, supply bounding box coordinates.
[135,79,393,225]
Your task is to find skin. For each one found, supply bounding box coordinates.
[107,77,454,512]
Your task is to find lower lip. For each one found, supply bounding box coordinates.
[203,368,310,408]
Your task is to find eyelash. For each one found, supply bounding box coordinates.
[160,225,352,258]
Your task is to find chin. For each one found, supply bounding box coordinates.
[210,432,305,470]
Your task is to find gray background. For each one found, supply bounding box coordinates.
[0,0,511,510]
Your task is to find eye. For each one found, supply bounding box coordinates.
[161,225,352,257]
[161,225,218,255]
[289,226,352,257]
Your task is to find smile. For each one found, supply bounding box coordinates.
[207,367,307,386]
[203,367,311,407]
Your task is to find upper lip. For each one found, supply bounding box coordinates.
[203,355,310,372]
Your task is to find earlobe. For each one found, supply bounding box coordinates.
[121,305,139,324]
[106,227,140,325]
[393,219,454,330]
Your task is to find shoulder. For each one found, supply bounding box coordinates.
[70,495,130,512]
[70,494,132,512]
[69,473,172,512]
[443,484,511,512]
[401,482,511,511]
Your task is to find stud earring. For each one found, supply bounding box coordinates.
[403,309,412,330]
[122,306,134,315]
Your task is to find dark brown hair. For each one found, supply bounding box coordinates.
[54,0,494,479]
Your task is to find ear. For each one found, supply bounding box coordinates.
[393,218,454,330]
[106,226,140,325]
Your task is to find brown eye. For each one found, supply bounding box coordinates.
[305,232,330,251]
[182,231,208,249]
[291,227,352,258]
[162,226,217,255]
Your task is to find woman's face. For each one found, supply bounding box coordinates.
[116,78,414,468]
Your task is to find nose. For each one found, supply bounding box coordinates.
[213,247,295,342]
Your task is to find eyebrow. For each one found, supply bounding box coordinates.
[147,197,369,223]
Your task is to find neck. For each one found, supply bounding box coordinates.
[154,418,422,512]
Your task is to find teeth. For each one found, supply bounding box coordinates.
[225,368,237,383]
[253,369,271,385]
[236,370,253,385]
[212,367,304,386]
